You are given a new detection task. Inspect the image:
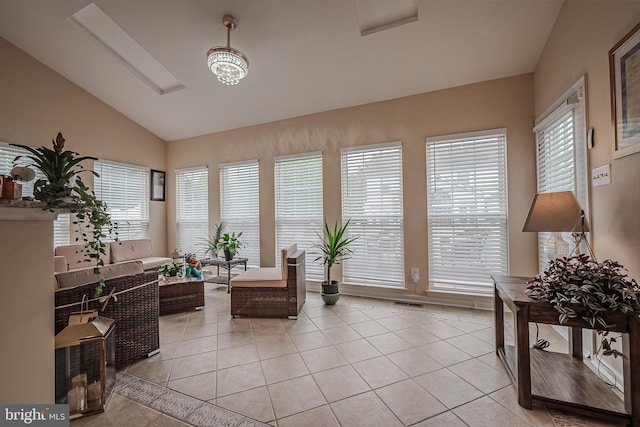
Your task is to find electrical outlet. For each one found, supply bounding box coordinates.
[410,268,419,283]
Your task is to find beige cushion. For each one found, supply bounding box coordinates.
[281,243,297,280]
[230,267,286,288]
[110,239,153,263]
[55,243,111,271]
[55,260,144,290]
[53,256,68,273]
[138,256,173,271]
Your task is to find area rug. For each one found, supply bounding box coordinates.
[115,372,268,427]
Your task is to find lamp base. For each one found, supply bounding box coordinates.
[543,232,570,258]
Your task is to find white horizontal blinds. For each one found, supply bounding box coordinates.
[535,107,579,271]
[176,167,208,257]
[274,153,323,277]
[0,144,69,246]
[426,131,508,292]
[341,143,404,286]
[220,161,260,266]
[94,160,149,241]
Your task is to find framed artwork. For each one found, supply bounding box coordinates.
[150,169,165,201]
[610,21,640,158]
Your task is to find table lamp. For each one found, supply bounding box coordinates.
[522,191,591,258]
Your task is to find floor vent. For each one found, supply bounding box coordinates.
[393,301,423,308]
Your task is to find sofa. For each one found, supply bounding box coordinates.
[54,260,160,367]
[54,239,172,274]
[230,243,306,318]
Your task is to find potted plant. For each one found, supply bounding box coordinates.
[12,132,118,297]
[314,219,358,305]
[159,261,184,278]
[526,254,640,358]
[218,231,244,261]
[202,222,226,258]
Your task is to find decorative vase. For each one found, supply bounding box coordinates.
[224,249,233,261]
[321,292,340,305]
[321,280,340,305]
[321,280,339,294]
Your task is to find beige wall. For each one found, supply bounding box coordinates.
[534,1,640,281]
[167,74,539,298]
[0,211,57,403]
[0,37,168,256]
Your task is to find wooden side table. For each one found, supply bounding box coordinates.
[492,274,640,426]
[200,257,248,293]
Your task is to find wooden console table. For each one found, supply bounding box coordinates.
[492,274,640,426]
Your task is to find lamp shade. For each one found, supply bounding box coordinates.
[522,191,590,233]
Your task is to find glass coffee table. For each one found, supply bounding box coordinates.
[200,257,248,293]
[158,276,204,315]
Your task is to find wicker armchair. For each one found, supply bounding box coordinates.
[231,245,306,318]
[54,269,160,367]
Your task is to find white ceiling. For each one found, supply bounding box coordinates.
[0,0,564,141]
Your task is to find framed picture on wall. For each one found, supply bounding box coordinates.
[610,21,640,158]
[150,169,165,201]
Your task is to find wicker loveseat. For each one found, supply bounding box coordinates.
[230,244,306,318]
[54,261,160,367]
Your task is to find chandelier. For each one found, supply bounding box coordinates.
[206,14,249,85]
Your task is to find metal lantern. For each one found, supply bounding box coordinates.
[55,312,116,419]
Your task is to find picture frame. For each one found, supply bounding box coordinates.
[150,169,165,201]
[610,21,640,158]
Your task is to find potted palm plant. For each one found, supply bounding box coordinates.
[203,222,226,258]
[12,132,117,296]
[314,219,358,305]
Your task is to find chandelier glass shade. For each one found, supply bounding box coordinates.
[207,14,248,85]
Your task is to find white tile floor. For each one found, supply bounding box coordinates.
[74,284,626,426]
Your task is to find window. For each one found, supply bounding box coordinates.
[426,129,508,293]
[533,79,588,271]
[220,161,260,266]
[341,143,404,286]
[274,153,323,277]
[176,167,208,257]
[94,160,149,240]
[0,143,69,246]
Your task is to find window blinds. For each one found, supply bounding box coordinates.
[426,131,508,292]
[0,144,69,246]
[220,161,260,267]
[94,160,149,240]
[274,153,323,277]
[176,167,208,257]
[341,143,404,287]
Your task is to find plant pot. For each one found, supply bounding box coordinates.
[321,292,341,305]
[224,249,233,261]
[321,280,339,294]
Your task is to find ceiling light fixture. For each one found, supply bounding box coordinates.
[206,14,249,86]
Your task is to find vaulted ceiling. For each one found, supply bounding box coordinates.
[0,0,564,141]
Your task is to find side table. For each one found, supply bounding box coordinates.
[492,274,639,426]
[201,257,248,293]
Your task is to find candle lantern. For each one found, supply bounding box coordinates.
[54,312,116,419]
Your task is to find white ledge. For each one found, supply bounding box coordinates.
[0,204,59,221]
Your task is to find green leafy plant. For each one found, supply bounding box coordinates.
[159,261,184,278]
[313,219,358,288]
[218,231,244,260]
[526,254,640,358]
[12,132,118,297]
[202,222,226,258]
